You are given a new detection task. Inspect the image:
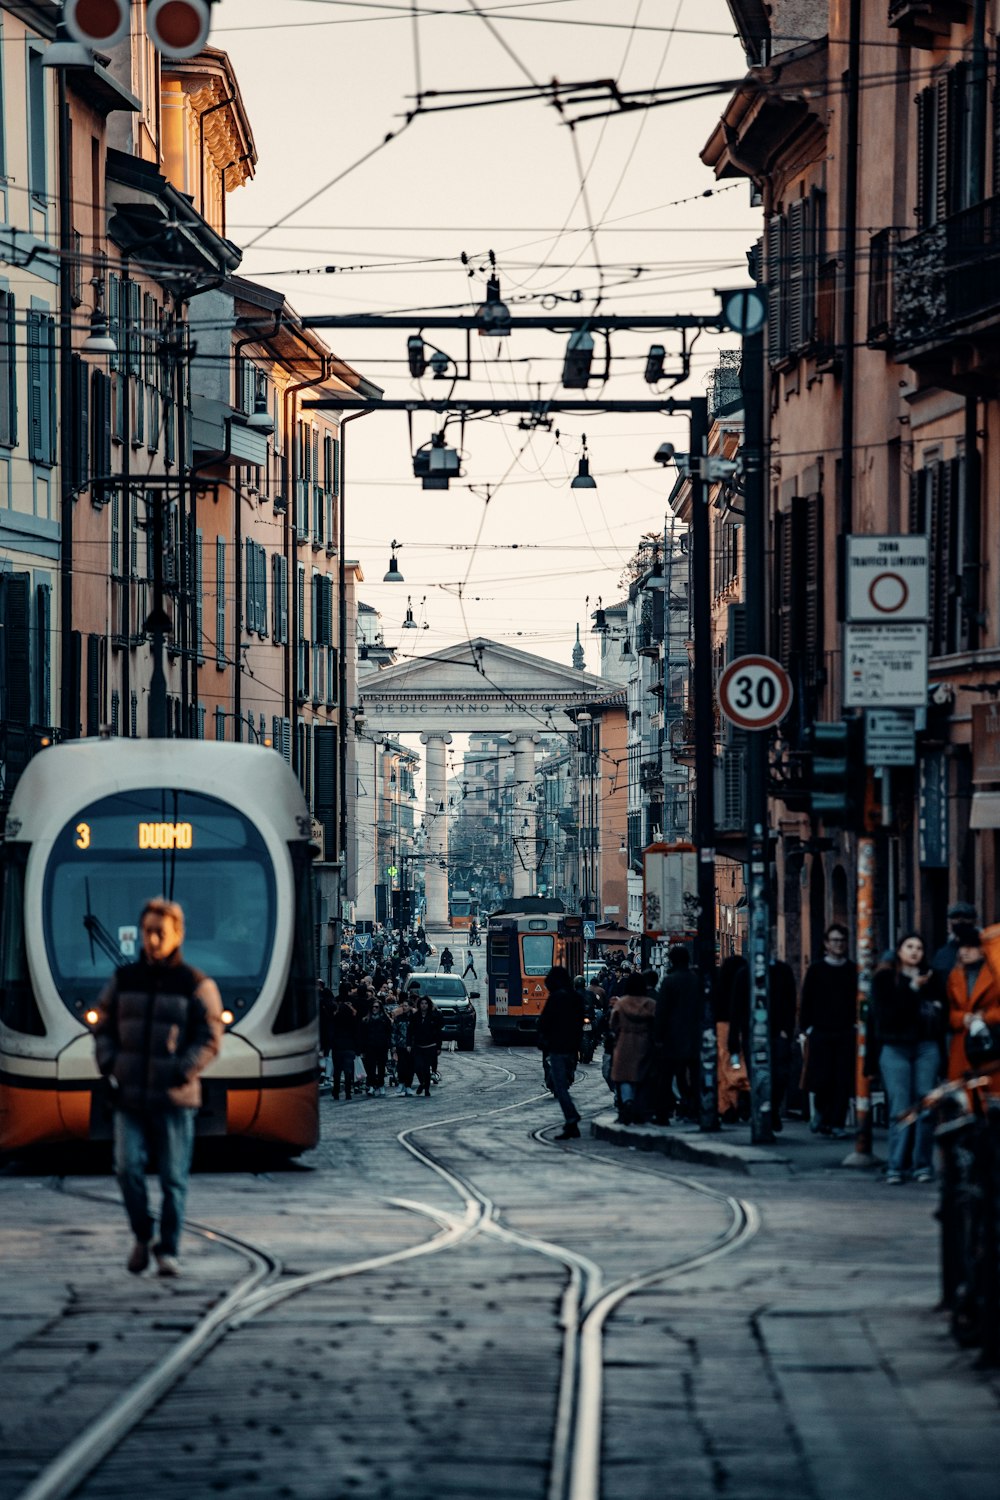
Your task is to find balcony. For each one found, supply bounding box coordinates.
[894,198,1000,390]
[888,0,969,50]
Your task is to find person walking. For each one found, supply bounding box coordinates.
[654,946,702,1124]
[330,993,360,1100]
[361,998,392,1096]
[463,949,478,980]
[391,993,417,1095]
[870,934,944,1184]
[610,971,657,1124]
[411,995,443,1096]
[440,946,455,974]
[93,898,222,1277]
[537,966,584,1139]
[800,924,857,1137]
[946,924,1000,1098]
[930,901,978,979]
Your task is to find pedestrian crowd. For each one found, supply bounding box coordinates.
[319,967,445,1100]
[536,902,1000,1182]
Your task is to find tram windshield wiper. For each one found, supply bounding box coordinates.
[83,881,125,969]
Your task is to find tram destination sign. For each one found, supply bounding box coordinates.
[846,535,929,622]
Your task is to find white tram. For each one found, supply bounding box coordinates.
[0,740,320,1153]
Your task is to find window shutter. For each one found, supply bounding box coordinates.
[258,543,268,637]
[195,530,204,659]
[27,310,44,461]
[86,634,101,736]
[73,353,89,491]
[217,538,226,666]
[802,494,823,662]
[36,583,51,725]
[245,537,253,634]
[130,691,138,738]
[0,291,15,447]
[107,273,120,372]
[333,436,340,497]
[4,573,31,725]
[272,552,281,640]
[766,214,785,363]
[110,688,120,736]
[935,74,951,223]
[786,199,807,353]
[280,555,289,642]
[282,716,292,762]
[775,512,793,668]
[314,725,338,859]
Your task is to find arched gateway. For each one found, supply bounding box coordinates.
[359,639,616,933]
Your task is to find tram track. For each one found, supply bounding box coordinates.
[16,1052,759,1500]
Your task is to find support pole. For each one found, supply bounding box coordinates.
[844,828,878,1166]
[691,395,719,1132]
[741,328,774,1144]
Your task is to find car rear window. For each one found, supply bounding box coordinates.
[408,977,466,999]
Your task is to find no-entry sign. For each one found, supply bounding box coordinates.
[846,535,929,622]
[718,655,793,731]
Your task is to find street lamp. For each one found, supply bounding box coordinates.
[383,539,404,582]
[571,434,598,490]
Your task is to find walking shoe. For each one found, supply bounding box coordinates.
[885,1171,903,1185]
[555,1122,581,1140]
[914,1168,934,1184]
[152,1243,181,1276]
[127,1239,150,1275]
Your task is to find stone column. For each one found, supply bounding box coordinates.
[509,733,540,900]
[421,732,452,934]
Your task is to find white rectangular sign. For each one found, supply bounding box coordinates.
[864,709,917,766]
[846,535,929,622]
[643,845,698,937]
[844,623,928,708]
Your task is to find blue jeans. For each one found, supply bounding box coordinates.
[113,1107,196,1256]
[879,1040,940,1175]
[544,1052,580,1126]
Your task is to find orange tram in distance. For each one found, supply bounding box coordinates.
[0,740,321,1156]
[486,898,584,1042]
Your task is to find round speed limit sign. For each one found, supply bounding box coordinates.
[718,655,793,731]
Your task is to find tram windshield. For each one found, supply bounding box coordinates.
[43,789,277,1018]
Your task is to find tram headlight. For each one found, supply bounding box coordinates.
[84,1009,99,1025]
[221,1009,234,1026]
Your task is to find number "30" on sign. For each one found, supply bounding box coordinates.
[718,655,793,731]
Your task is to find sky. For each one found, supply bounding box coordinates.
[213,0,760,678]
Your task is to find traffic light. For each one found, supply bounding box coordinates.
[804,719,865,827]
[146,0,215,58]
[64,0,217,57]
[64,0,131,49]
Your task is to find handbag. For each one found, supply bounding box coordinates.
[354,1054,368,1084]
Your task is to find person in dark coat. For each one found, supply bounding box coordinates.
[729,957,798,1131]
[610,972,657,1124]
[391,994,417,1095]
[330,996,360,1100]
[654,946,702,1123]
[800,923,857,1136]
[929,901,978,979]
[318,984,336,1085]
[360,999,393,1096]
[410,995,444,1096]
[537,965,584,1139]
[870,934,944,1183]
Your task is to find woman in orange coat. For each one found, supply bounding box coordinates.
[945,923,1000,1096]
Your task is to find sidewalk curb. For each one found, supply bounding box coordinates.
[590,1110,793,1176]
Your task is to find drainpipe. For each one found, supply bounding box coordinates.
[284,352,330,767]
[840,0,861,542]
[337,409,375,890]
[968,0,987,208]
[57,74,76,737]
[198,94,235,223]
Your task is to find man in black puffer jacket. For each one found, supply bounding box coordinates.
[94,898,222,1278]
[537,966,584,1139]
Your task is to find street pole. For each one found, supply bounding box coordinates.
[741,329,774,1144]
[691,395,719,1132]
[845,785,878,1167]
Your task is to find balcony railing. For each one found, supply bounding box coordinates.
[894,198,1000,355]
